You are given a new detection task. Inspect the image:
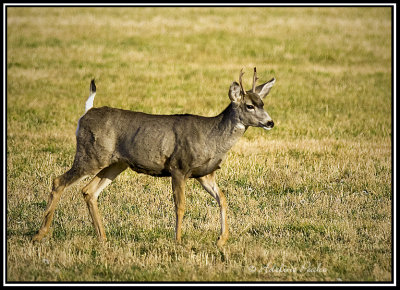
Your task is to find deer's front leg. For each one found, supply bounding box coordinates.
[171,172,187,243]
[196,172,229,247]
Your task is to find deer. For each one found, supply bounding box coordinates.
[32,68,275,247]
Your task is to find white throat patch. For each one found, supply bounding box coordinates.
[236,123,245,130]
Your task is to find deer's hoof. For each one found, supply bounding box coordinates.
[32,231,45,242]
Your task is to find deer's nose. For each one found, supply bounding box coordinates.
[266,120,274,128]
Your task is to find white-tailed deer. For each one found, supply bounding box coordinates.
[32,68,275,246]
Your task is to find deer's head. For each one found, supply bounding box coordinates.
[228,68,275,130]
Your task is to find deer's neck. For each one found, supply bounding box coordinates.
[212,103,246,152]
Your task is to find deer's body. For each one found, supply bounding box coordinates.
[33,68,275,246]
[77,104,244,178]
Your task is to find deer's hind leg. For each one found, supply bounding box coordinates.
[32,166,90,242]
[171,171,187,243]
[81,162,128,241]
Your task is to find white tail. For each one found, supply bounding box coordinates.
[76,79,97,136]
[85,79,97,113]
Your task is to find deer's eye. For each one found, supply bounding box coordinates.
[246,104,255,110]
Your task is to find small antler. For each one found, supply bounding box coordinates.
[252,67,259,93]
[239,68,246,95]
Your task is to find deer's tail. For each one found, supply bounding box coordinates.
[84,79,97,113]
[76,79,96,136]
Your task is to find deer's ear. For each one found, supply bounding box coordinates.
[229,82,242,103]
[255,77,276,99]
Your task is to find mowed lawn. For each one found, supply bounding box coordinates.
[6,7,392,282]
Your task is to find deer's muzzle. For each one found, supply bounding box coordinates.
[260,120,274,131]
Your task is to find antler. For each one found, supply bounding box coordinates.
[239,68,246,95]
[252,67,259,93]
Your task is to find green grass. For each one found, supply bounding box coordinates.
[6,7,392,282]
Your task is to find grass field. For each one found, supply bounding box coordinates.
[6,7,393,282]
